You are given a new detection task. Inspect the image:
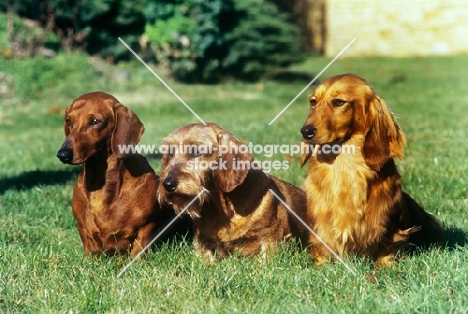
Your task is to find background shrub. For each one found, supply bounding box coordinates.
[1,0,146,61]
[220,0,306,80]
[0,12,59,58]
[145,0,306,82]
[144,0,225,82]
[2,0,306,81]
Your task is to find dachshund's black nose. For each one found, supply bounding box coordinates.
[300,125,317,140]
[163,177,178,192]
[57,148,73,164]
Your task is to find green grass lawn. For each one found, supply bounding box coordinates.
[1,54,467,313]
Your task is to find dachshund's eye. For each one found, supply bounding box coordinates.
[89,118,102,127]
[309,98,317,106]
[65,118,72,127]
[189,147,201,158]
[332,99,346,107]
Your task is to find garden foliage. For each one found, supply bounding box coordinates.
[145,0,306,82]
[1,0,146,61]
[1,0,305,81]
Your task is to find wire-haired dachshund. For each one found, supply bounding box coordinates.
[158,123,308,261]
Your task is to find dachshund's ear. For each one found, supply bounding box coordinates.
[111,104,144,158]
[63,105,71,136]
[213,131,253,193]
[363,96,405,170]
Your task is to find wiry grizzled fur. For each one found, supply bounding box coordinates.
[159,123,308,261]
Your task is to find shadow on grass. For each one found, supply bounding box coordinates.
[443,226,468,250]
[150,205,194,249]
[0,168,81,195]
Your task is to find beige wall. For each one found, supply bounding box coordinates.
[322,0,468,56]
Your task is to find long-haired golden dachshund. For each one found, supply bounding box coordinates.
[300,74,443,266]
[57,91,171,256]
[158,123,308,261]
